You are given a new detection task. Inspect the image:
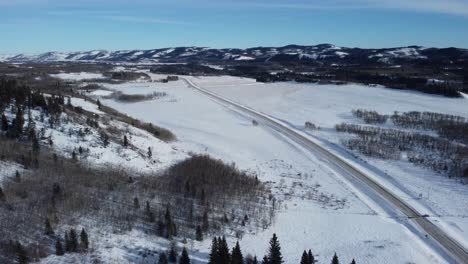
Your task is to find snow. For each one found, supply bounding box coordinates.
[335,51,349,58]
[70,97,105,114]
[0,161,22,186]
[86,89,114,97]
[87,71,448,263]
[235,56,255,61]
[460,92,468,99]
[50,72,106,81]
[186,76,468,250]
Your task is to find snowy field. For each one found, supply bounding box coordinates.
[50,72,106,81]
[186,76,468,250]
[51,71,451,263]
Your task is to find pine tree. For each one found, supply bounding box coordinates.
[202,211,209,231]
[218,236,230,264]
[55,239,64,256]
[148,147,152,158]
[97,99,101,109]
[165,207,174,238]
[16,241,28,264]
[0,186,5,201]
[208,237,218,264]
[134,197,140,209]
[80,228,89,251]
[1,113,8,131]
[159,252,169,264]
[72,150,77,160]
[262,255,269,264]
[331,253,339,264]
[145,201,155,222]
[168,243,177,263]
[179,247,190,264]
[44,218,54,236]
[15,170,21,182]
[253,256,258,264]
[300,250,309,264]
[267,234,283,264]
[230,241,243,264]
[32,134,40,155]
[123,135,128,147]
[350,259,356,264]
[308,250,314,264]
[69,229,78,252]
[195,225,203,241]
[13,108,24,137]
[64,233,71,252]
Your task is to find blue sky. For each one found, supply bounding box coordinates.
[1,0,468,53]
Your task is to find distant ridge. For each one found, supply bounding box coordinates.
[1,44,467,65]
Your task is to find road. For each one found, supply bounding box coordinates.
[182,77,468,264]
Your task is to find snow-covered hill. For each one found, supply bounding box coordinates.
[1,44,467,65]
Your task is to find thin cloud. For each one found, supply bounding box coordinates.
[101,15,192,25]
[230,0,468,16]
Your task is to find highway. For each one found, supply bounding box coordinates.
[182,77,468,264]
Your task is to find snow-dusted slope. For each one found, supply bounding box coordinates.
[1,45,466,64]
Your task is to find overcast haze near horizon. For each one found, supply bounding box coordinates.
[1,0,468,53]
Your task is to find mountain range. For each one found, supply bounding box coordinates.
[1,44,467,65]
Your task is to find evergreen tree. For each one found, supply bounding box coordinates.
[253,256,258,264]
[16,241,28,264]
[69,229,78,252]
[13,108,24,137]
[64,233,71,252]
[307,250,314,264]
[32,134,40,154]
[179,247,190,264]
[208,237,218,264]
[145,201,155,222]
[165,207,175,238]
[218,236,230,264]
[80,228,89,251]
[97,99,101,109]
[159,252,169,264]
[168,243,177,263]
[148,147,152,158]
[195,225,203,241]
[262,255,269,264]
[44,218,54,236]
[202,211,209,231]
[331,253,339,264]
[15,170,21,182]
[230,241,243,264]
[300,250,309,264]
[134,197,140,209]
[0,186,5,201]
[267,234,283,264]
[55,239,64,256]
[350,259,356,264]
[72,150,77,160]
[123,135,129,147]
[1,113,8,131]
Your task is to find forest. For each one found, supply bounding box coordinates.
[0,77,275,263]
[336,109,468,180]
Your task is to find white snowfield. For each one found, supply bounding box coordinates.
[50,71,453,264]
[50,72,107,81]
[188,76,468,247]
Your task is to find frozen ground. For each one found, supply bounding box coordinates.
[69,72,450,263]
[186,76,468,250]
[0,161,23,186]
